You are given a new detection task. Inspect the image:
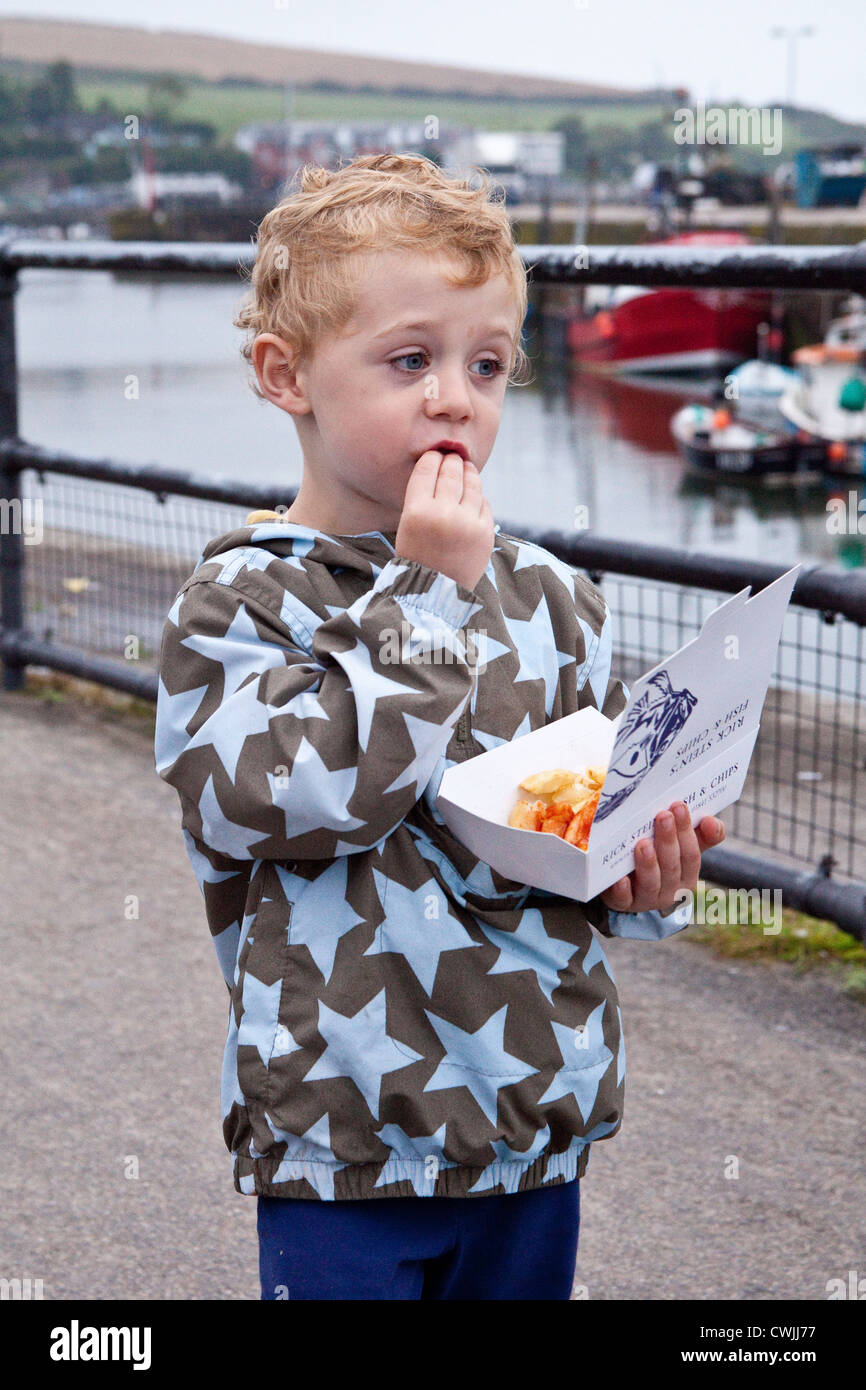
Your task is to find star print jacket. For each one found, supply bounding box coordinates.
[154,519,693,1201]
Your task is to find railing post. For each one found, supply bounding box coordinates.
[0,245,25,692]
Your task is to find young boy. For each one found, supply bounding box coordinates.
[154,152,725,1301]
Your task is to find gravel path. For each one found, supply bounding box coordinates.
[1,688,863,1301]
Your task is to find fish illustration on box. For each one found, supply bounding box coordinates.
[595,670,698,821]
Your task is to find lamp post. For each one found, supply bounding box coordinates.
[770,24,815,109]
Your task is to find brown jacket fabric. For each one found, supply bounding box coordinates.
[154,519,691,1200]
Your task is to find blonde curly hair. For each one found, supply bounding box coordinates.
[233,152,531,401]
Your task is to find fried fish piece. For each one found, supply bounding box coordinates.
[519,765,607,800]
[509,765,607,846]
[507,798,547,831]
[580,765,607,790]
[539,801,576,837]
[563,792,601,850]
[518,768,577,797]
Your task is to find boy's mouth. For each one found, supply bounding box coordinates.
[416,440,469,462]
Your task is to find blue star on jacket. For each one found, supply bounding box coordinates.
[581,931,616,982]
[266,736,366,838]
[180,826,240,889]
[192,679,276,782]
[198,772,272,858]
[422,1005,539,1125]
[304,990,423,1121]
[363,867,482,995]
[537,1003,613,1121]
[238,969,283,1067]
[383,709,467,797]
[278,859,366,985]
[501,595,577,716]
[539,1119,619,1185]
[329,633,426,753]
[179,598,288,696]
[154,678,209,773]
[479,907,578,1005]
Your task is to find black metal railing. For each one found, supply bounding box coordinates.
[1,237,864,937]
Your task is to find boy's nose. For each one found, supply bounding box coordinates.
[423,369,473,419]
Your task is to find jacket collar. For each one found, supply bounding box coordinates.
[198,520,502,574]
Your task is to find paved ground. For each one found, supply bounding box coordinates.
[1,685,864,1301]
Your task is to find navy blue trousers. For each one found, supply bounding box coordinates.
[257,1178,580,1300]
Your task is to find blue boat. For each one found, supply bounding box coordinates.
[794,144,866,208]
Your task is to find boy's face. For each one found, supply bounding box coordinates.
[253,248,520,535]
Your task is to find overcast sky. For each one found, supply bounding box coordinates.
[5,0,863,124]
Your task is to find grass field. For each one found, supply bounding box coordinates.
[686,881,866,999]
[73,77,674,143]
[71,76,866,167]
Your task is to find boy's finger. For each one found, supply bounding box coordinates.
[602,875,634,910]
[432,451,466,501]
[404,451,444,505]
[634,838,661,905]
[653,812,681,879]
[653,816,682,908]
[460,459,482,501]
[672,802,701,885]
[696,816,726,851]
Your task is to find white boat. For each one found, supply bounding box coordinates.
[726,359,802,425]
[670,403,830,479]
[778,307,866,443]
[726,358,801,400]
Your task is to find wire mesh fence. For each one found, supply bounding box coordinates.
[12,470,255,668]
[7,461,864,889]
[592,573,865,886]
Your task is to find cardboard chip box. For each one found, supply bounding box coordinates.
[436,565,801,902]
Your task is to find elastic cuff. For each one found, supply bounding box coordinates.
[379,555,481,629]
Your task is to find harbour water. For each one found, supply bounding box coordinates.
[14,268,865,571]
[10,269,863,879]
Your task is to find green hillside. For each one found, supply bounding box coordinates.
[70,74,866,171]
[71,75,670,141]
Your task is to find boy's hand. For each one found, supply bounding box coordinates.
[396,451,495,593]
[600,802,726,916]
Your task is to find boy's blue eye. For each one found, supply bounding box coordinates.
[389,352,506,377]
[392,351,427,372]
[473,357,506,377]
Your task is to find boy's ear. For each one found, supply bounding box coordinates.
[251,333,312,414]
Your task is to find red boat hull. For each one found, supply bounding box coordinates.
[567,287,771,374]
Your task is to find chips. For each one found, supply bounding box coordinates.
[507,765,607,851]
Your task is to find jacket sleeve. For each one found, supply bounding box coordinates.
[575,585,694,941]
[155,555,480,862]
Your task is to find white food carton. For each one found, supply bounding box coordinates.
[436,564,801,902]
